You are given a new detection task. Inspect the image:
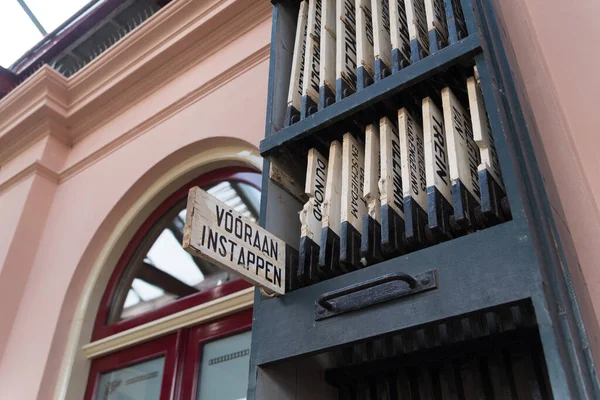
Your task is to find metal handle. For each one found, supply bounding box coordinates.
[317,273,419,312]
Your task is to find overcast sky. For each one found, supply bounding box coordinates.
[0,0,90,68]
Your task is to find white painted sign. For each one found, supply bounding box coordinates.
[320,0,337,96]
[364,124,382,222]
[467,76,505,191]
[300,149,329,243]
[341,133,367,231]
[287,1,309,113]
[371,0,393,71]
[424,0,448,45]
[303,0,322,104]
[389,0,411,67]
[398,108,427,210]
[337,0,358,91]
[423,96,452,203]
[356,0,375,78]
[183,187,286,294]
[322,140,343,235]
[379,116,405,217]
[406,0,430,57]
[442,87,481,201]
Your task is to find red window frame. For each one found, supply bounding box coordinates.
[92,167,261,341]
[180,309,253,399]
[83,333,181,400]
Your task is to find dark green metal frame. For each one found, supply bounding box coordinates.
[249,0,599,398]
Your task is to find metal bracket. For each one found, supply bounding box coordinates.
[315,270,438,321]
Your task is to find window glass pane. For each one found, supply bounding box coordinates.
[95,357,165,400]
[109,180,260,323]
[197,331,252,400]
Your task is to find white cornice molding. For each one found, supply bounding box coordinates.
[82,287,254,359]
[0,0,271,169]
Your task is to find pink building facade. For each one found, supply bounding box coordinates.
[0,0,598,398]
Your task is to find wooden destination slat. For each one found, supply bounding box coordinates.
[361,123,383,265]
[336,0,359,101]
[285,1,309,126]
[319,0,337,110]
[398,107,429,250]
[371,0,393,81]
[406,0,430,62]
[424,0,449,52]
[379,115,407,256]
[423,96,453,241]
[356,0,375,90]
[319,140,344,277]
[389,0,412,72]
[298,148,328,285]
[301,0,323,118]
[442,86,481,232]
[467,75,509,225]
[340,133,367,271]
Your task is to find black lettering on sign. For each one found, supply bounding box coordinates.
[365,3,374,46]
[351,143,361,219]
[339,0,358,86]
[313,158,327,221]
[186,187,286,294]
[407,0,429,53]
[423,97,452,203]
[380,117,404,216]
[391,136,404,212]
[391,0,411,62]
[399,108,427,210]
[432,114,449,186]
[310,0,322,93]
[382,0,391,33]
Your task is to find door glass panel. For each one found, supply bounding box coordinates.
[95,357,165,400]
[197,331,252,400]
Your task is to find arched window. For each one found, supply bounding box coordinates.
[85,167,260,400]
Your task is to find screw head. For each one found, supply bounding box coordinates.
[421,276,431,285]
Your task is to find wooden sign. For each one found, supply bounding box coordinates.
[356,0,375,89]
[379,115,407,256]
[424,0,449,50]
[405,0,430,61]
[336,0,358,100]
[467,76,505,191]
[423,97,452,205]
[399,108,427,211]
[340,133,367,270]
[441,87,481,202]
[302,0,322,117]
[389,0,411,71]
[319,0,337,108]
[379,116,404,219]
[298,148,328,284]
[364,124,382,224]
[371,0,392,80]
[446,0,467,42]
[285,0,309,125]
[319,140,343,277]
[183,187,287,294]
[361,123,383,264]
[399,107,428,249]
